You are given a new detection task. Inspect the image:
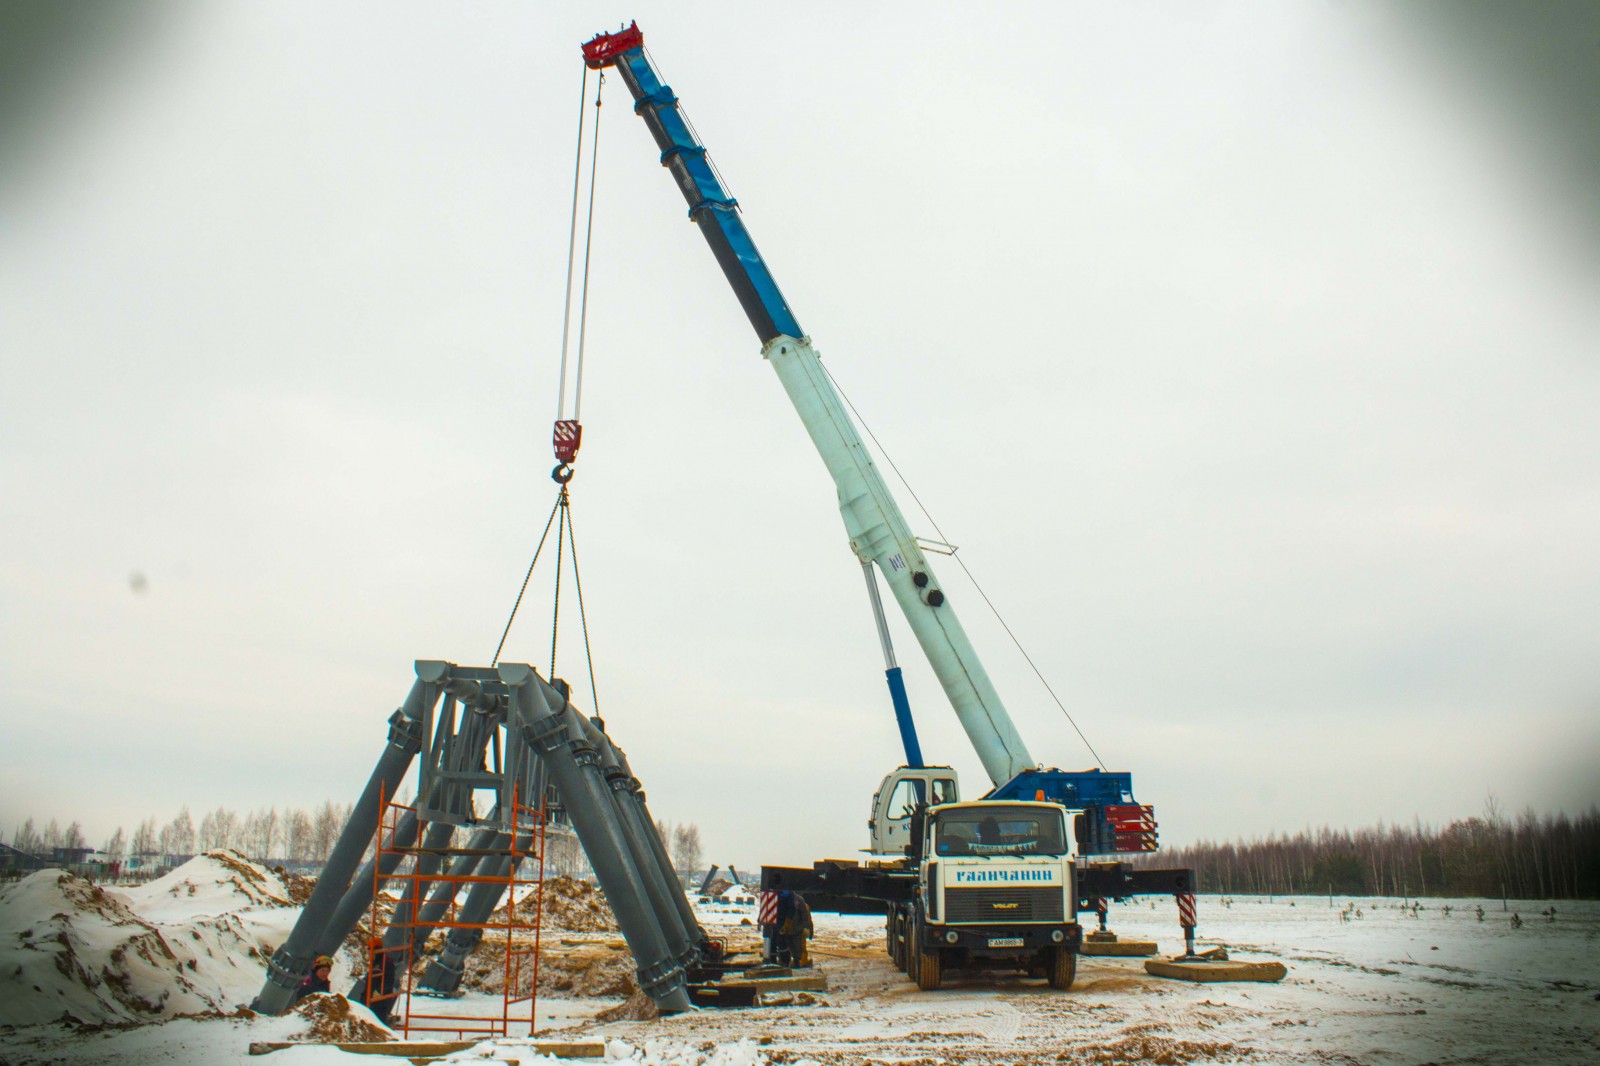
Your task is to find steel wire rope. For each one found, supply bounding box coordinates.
[491,492,564,667]
[549,489,568,678]
[571,72,606,420]
[561,498,603,717]
[555,65,590,421]
[819,363,1108,769]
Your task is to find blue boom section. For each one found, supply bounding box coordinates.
[611,49,803,343]
[985,769,1136,808]
[885,666,923,768]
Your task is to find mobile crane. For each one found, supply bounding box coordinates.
[582,24,1199,991]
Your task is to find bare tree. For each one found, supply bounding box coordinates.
[285,809,315,864]
[168,807,195,856]
[63,822,85,851]
[672,823,702,880]
[312,802,342,862]
[104,827,126,862]
[12,818,39,856]
[132,818,157,857]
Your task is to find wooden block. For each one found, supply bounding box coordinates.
[248,1039,605,1060]
[529,1040,608,1058]
[249,1040,475,1057]
[1144,958,1287,983]
[1080,940,1158,957]
[557,937,627,950]
[718,973,828,994]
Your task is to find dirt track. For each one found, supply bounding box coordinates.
[556,922,1268,1066]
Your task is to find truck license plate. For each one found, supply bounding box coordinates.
[987,937,1024,948]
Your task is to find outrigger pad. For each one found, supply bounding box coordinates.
[1145,958,1287,983]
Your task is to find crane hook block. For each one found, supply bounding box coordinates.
[581,21,643,69]
[553,420,583,464]
[552,463,575,485]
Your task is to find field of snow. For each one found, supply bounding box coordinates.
[2,867,1595,1065]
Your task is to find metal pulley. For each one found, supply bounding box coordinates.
[552,419,582,483]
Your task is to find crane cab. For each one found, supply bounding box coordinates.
[868,766,958,855]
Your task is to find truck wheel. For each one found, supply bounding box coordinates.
[1046,946,1077,991]
[891,915,907,972]
[914,943,943,991]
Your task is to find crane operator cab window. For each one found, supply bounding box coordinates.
[933,806,1067,856]
[890,776,957,819]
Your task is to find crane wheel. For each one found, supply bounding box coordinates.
[914,943,943,991]
[1047,946,1077,991]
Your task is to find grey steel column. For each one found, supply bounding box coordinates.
[583,720,700,966]
[613,745,706,958]
[252,681,433,1014]
[501,663,693,1014]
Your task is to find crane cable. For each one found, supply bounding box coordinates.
[491,63,607,716]
[556,69,606,423]
[820,363,1108,769]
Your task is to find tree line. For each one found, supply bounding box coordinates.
[1145,802,1599,899]
[9,802,354,867]
[8,804,710,884]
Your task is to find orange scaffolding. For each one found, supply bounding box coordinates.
[364,786,546,1040]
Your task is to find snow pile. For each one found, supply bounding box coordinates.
[0,851,296,1027]
[121,849,292,917]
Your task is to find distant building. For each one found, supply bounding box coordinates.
[0,842,47,872]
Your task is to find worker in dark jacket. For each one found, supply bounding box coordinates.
[778,892,814,967]
[351,937,399,1024]
[761,873,814,967]
[291,955,334,1004]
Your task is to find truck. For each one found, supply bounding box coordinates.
[582,22,1197,991]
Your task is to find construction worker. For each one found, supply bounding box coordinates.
[760,873,814,967]
[351,936,399,1024]
[292,955,334,1004]
[758,873,783,963]
[779,891,814,968]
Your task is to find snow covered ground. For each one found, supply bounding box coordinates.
[2,869,1595,1065]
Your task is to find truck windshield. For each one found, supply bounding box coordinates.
[932,806,1066,856]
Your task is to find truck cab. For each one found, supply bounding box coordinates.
[889,799,1082,990]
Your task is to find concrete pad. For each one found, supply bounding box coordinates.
[1080,940,1159,957]
[1144,958,1287,983]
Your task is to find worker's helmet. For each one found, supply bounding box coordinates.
[313,955,334,969]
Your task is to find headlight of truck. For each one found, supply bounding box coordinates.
[1051,930,1065,943]
[944,930,958,944]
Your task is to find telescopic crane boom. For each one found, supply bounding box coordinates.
[583,22,1035,788]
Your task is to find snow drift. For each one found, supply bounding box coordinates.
[0,850,298,1027]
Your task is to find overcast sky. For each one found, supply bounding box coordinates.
[2,2,1596,870]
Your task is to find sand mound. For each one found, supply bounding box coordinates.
[595,989,660,1022]
[0,854,296,1027]
[288,993,392,1042]
[498,875,618,933]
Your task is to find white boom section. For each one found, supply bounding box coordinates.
[762,334,1036,786]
